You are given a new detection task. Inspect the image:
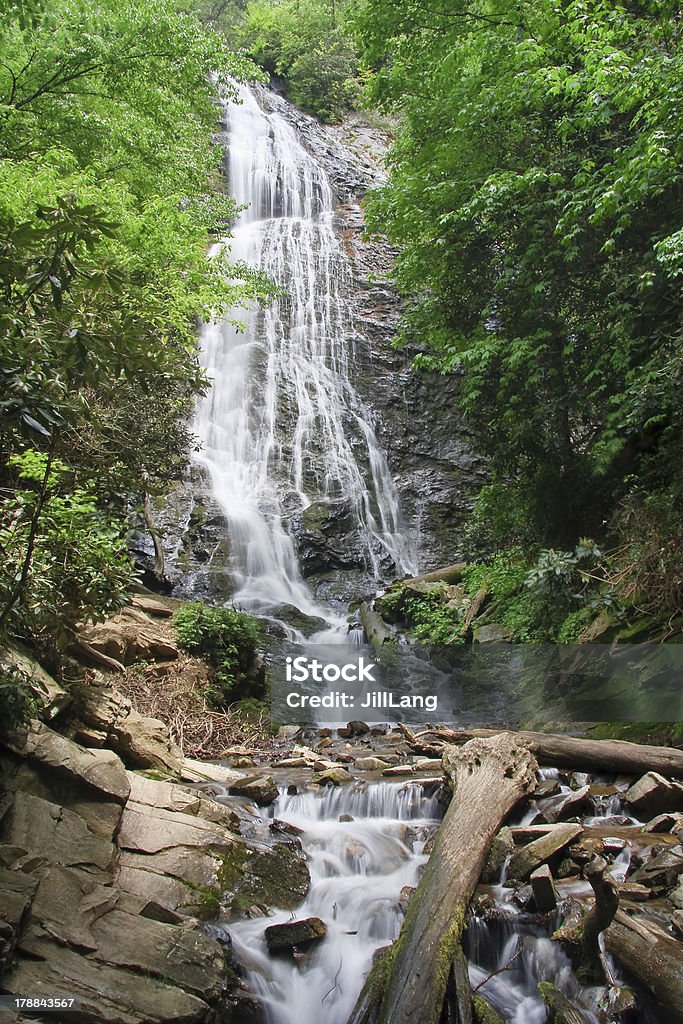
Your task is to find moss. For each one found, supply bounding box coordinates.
[473,995,504,1024]
[588,721,683,746]
[216,841,310,916]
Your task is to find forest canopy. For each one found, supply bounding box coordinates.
[0,0,266,665]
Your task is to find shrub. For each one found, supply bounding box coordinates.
[173,602,263,705]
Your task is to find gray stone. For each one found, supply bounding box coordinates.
[530,864,558,913]
[265,917,327,954]
[354,756,390,771]
[2,649,70,721]
[539,785,591,824]
[4,935,212,1024]
[312,767,354,786]
[482,827,514,884]
[3,792,115,874]
[642,812,683,834]
[4,722,130,803]
[227,774,279,806]
[475,624,513,644]
[629,845,683,892]
[623,772,683,817]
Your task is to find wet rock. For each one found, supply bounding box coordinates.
[270,819,304,837]
[313,767,354,785]
[264,916,327,955]
[228,775,279,806]
[268,603,328,636]
[508,823,583,881]
[672,909,683,937]
[539,785,591,824]
[530,864,558,913]
[535,779,560,799]
[481,827,514,884]
[618,881,652,902]
[355,756,390,771]
[339,813,354,822]
[629,845,683,892]
[623,771,683,817]
[399,885,415,910]
[642,812,683,834]
[347,720,370,736]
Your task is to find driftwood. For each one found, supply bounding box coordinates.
[348,733,538,1024]
[400,724,683,778]
[604,911,683,1024]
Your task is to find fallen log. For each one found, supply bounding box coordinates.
[401,725,683,778]
[604,910,683,1024]
[387,562,468,589]
[348,733,538,1024]
[358,602,393,652]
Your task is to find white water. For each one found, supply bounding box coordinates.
[193,84,416,620]
[228,781,440,1024]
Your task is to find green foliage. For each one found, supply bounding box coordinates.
[402,592,461,644]
[239,0,358,120]
[173,602,263,705]
[0,450,135,646]
[0,660,40,732]
[352,0,683,556]
[0,0,273,660]
[462,548,528,599]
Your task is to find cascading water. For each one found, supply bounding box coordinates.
[227,781,440,1024]
[192,84,417,619]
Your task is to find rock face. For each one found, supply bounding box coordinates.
[65,674,184,776]
[0,723,310,1024]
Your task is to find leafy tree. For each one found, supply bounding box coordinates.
[351,0,683,556]
[239,0,358,120]
[0,0,270,656]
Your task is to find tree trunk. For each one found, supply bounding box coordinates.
[389,562,468,588]
[348,734,538,1024]
[604,911,683,1024]
[401,725,683,778]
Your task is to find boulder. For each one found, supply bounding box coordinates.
[3,721,130,803]
[623,772,683,818]
[539,785,591,824]
[530,864,558,913]
[508,823,583,881]
[2,648,70,721]
[3,791,116,874]
[264,917,327,954]
[642,812,683,834]
[4,936,212,1024]
[80,608,179,665]
[347,720,370,736]
[67,679,183,776]
[227,774,279,806]
[474,624,513,644]
[629,845,683,892]
[312,767,354,786]
[355,756,390,771]
[180,757,244,784]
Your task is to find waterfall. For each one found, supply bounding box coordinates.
[192,84,417,618]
